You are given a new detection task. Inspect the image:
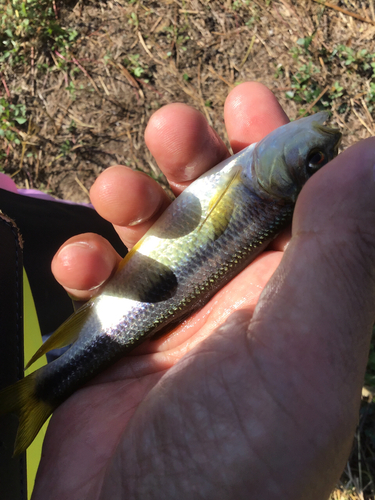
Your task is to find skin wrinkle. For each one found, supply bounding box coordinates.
[184,442,212,492]
[252,263,360,396]
[293,231,373,327]
[91,360,167,387]
[216,360,256,454]
[331,210,375,268]
[247,309,346,398]
[207,326,287,497]
[198,366,236,454]
[135,392,183,469]
[148,439,191,498]
[312,246,359,321]
[73,376,157,500]
[328,246,367,310]
[243,248,361,485]
[245,323,309,429]
[318,238,375,333]
[73,463,105,500]
[118,325,261,499]
[239,338,348,500]
[52,443,101,499]
[349,233,375,291]
[183,322,283,494]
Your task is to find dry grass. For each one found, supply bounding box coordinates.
[0,0,374,497]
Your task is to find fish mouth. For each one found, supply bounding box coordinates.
[313,122,342,157]
[313,122,341,138]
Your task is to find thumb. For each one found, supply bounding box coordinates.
[249,137,375,497]
[255,136,375,381]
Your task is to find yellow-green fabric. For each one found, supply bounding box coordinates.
[23,269,49,499]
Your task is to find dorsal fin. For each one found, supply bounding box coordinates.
[25,301,94,369]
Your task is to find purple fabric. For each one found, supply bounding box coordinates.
[0,173,94,208]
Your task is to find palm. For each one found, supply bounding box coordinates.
[34,250,282,499]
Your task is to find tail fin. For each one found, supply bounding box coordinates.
[0,370,54,456]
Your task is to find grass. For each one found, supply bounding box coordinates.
[283,40,375,117]
[0,0,78,66]
[0,0,79,166]
[0,98,27,144]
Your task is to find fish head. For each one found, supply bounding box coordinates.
[252,112,342,202]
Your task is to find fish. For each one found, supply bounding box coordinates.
[0,112,341,455]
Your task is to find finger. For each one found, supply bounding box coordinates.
[55,85,289,298]
[145,85,289,195]
[224,82,292,252]
[144,103,230,194]
[224,81,289,152]
[268,226,292,252]
[92,84,289,248]
[242,138,375,495]
[90,166,171,248]
[51,233,122,301]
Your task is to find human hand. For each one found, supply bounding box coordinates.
[33,82,375,500]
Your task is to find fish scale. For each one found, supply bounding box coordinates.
[0,112,342,455]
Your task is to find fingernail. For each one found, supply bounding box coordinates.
[57,241,113,283]
[127,217,145,227]
[57,242,94,266]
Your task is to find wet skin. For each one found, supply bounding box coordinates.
[32,82,375,500]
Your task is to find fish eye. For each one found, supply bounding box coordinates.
[306,150,326,174]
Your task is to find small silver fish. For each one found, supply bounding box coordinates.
[0,112,341,455]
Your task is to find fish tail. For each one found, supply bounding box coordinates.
[0,369,54,456]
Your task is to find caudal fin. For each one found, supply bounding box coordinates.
[0,370,54,456]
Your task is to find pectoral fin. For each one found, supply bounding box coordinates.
[25,301,94,369]
[198,167,242,239]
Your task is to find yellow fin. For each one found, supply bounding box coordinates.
[198,168,242,237]
[116,236,144,273]
[25,301,94,369]
[0,370,54,456]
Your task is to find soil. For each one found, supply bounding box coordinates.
[3,0,375,203]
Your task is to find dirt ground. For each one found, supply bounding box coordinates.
[1,0,375,497]
[3,0,375,203]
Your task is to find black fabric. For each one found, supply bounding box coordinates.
[0,213,27,500]
[0,189,126,337]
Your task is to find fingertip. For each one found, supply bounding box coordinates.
[52,234,121,300]
[145,103,229,191]
[224,82,289,152]
[90,165,168,227]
